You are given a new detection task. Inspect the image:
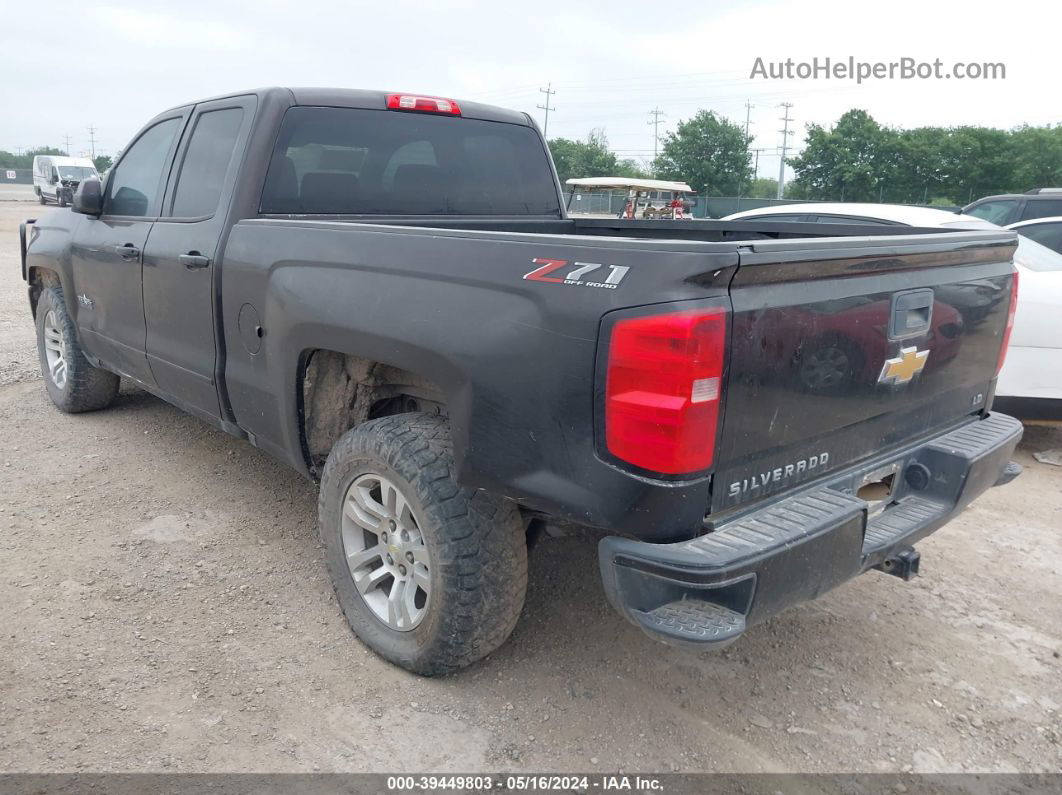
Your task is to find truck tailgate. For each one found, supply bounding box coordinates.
[713,231,1017,515]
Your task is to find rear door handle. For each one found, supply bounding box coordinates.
[114,244,140,260]
[179,252,211,270]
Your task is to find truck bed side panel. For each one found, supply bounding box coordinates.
[220,219,738,539]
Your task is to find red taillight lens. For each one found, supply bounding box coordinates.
[605,307,728,475]
[995,270,1019,376]
[386,94,461,115]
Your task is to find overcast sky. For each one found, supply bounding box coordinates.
[2,0,1058,180]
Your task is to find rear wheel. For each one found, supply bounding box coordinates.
[35,286,120,413]
[318,413,528,675]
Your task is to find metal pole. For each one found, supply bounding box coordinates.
[647,107,666,163]
[776,103,793,200]
[537,84,556,138]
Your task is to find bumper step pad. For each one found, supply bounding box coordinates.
[634,600,746,647]
[864,495,947,555]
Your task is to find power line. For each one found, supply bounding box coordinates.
[87,125,98,159]
[62,134,72,156]
[777,103,794,199]
[647,107,666,162]
[536,83,556,138]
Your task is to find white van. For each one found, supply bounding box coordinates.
[32,155,99,207]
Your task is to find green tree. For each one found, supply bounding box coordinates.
[93,154,113,173]
[548,129,625,185]
[653,111,751,195]
[1005,125,1062,192]
[747,177,779,199]
[787,109,1061,205]
[787,110,897,202]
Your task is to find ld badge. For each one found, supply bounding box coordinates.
[879,346,929,385]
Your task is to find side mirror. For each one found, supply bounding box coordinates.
[72,178,104,216]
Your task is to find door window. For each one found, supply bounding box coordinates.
[965,199,1018,225]
[169,108,245,218]
[1020,199,1062,221]
[103,117,182,217]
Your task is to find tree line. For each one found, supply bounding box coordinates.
[550,109,1062,205]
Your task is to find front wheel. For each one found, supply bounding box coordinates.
[318,413,528,675]
[35,286,120,412]
[57,191,68,207]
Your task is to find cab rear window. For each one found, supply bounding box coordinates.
[259,106,561,216]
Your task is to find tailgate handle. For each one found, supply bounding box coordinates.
[889,289,934,340]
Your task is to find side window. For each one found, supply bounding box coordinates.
[170,108,244,218]
[1018,223,1062,255]
[1021,199,1062,221]
[103,118,182,217]
[965,199,1017,225]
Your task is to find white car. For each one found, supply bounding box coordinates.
[722,203,1062,414]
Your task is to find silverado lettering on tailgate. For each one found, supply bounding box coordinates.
[727,452,831,501]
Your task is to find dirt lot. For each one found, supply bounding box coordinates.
[1,200,1060,774]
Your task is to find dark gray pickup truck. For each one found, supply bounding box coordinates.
[20,87,1022,674]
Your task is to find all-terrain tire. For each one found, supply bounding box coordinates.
[35,286,120,412]
[318,413,528,675]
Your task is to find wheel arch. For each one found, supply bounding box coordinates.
[297,348,451,477]
[27,266,63,320]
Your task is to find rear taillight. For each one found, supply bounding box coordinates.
[386,94,461,115]
[605,307,728,475]
[995,270,1019,376]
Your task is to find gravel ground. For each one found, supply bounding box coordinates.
[1,200,1060,774]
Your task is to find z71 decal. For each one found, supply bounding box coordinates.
[523,258,630,290]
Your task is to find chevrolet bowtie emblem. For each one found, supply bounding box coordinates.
[879,346,929,385]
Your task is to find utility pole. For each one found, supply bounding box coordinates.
[751,148,768,178]
[537,84,556,139]
[87,125,98,159]
[62,134,72,155]
[738,101,755,199]
[776,103,794,200]
[647,107,666,162]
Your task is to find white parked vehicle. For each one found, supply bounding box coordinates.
[722,203,1062,414]
[32,155,99,207]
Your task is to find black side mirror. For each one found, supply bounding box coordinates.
[72,178,104,216]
